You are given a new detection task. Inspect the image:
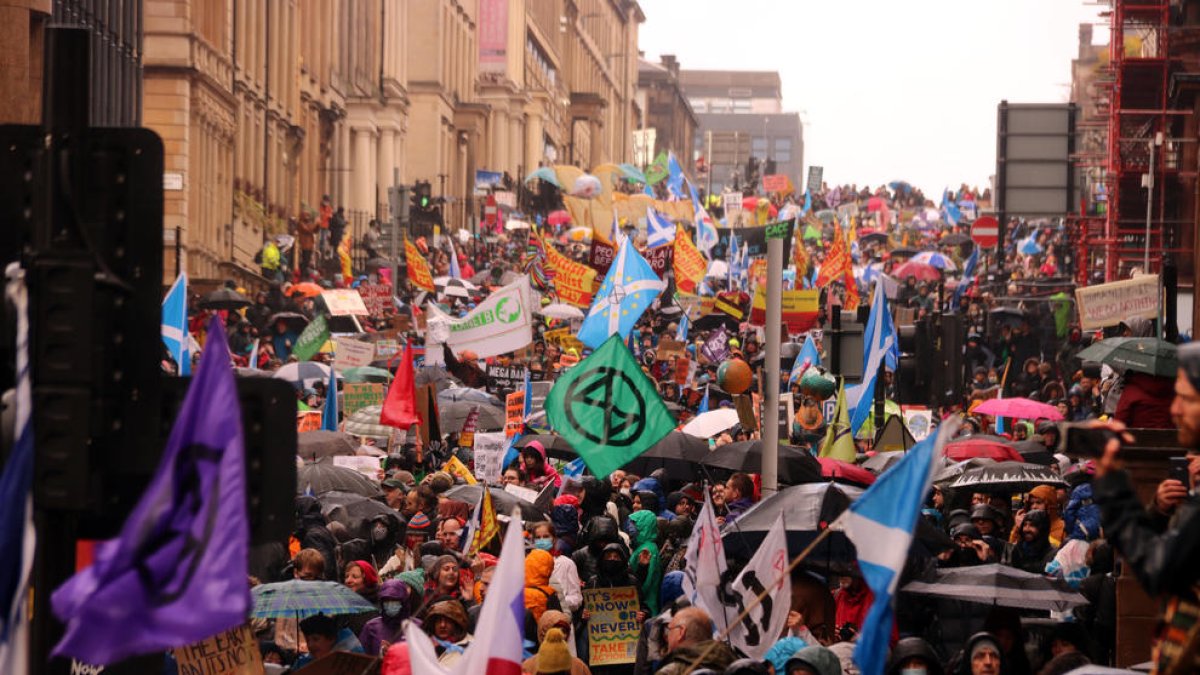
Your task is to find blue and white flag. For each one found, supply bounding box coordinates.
[161,272,190,376]
[727,235,740,288]
[802,191,812,216]
[321,366,339,432]
[845,420,956,675]
[248,338,260,370]
[697,386,710,415]
[0,265,34,674]
[847,283,898,435]
[676,314,689,342]
[447,238,462,279]
[577,237,665,349]
[646,208,677,248]
[521,369,533,420]
[562,458,586,479]
[690,183,718,253]
[666,152,685,198]
[789,335,822,388]
[941,189,962,227]
[950,246,979,312]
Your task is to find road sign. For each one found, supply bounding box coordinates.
[971,216,999,248]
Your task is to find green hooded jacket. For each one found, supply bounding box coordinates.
[627,510,662,614]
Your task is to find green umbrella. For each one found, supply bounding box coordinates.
[252,580,377,619]
[342,366,393,383]
[1077,337,1178,377]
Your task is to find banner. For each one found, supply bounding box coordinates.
[543,327,585,353]
[505,391,524,437]
[296,410,322,433]
[644,244,674,279]
[674,357,691,386]
[749,288,820,333]
[762,174,792,194]
[342,382,385,416]
[443,456,478,485]
[321,289,369,316]
[486,364,528,397]
[333,337,375,371]
[172,625,263,675]
[473,432,507,482]
[590,237,617,275]
[425,277,535,359]
[357,282,394,318]
[1074,275,1159,330]
[583,587,640,666]
[544,237,598,307]
[673,228,707,295]
[727,517,791,660]
[405,238,435,292]
[291,314,330,362]
[715,225,792,259]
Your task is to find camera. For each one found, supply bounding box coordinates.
[1059,422,1117,458]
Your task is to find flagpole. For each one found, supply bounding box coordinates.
[761,225,784,495]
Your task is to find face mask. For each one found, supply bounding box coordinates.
[534,537,554,551]
[900,669,927,675]
[600,559,624,575]
[373,525,389,541]
[619,488,631,497]
[382,600,405,618]
[988,376,999,384]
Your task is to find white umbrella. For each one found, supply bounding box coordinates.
[505,219,531,231]
[681,408,740,438]
[540,303,584,320]
[433,277,479,298]
[273,362,337,390]
[705,260,729,279]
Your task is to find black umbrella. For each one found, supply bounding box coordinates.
[439,400,505,432]
[516,434,577,461]
[721,482,859,562]
[941,233,972,246]
[863,451,904,474]
[1012,440,1054,467]
[989,306,1027,324]
[267,311,310,330]
[318,491,402,536]
[365,257,394,272]
[297,461,383,498]
[297,431,359,460]
[445,484,545,521]
[901,564,1087,612]
[890,247,919,258]
[948,460,1067,494]
[622,431,711,482]
[696,441,823,485]
[199,287,252,310]
[858,232,889,245]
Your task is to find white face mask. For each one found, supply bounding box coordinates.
[619,488,631,497]
[900,669,927,675]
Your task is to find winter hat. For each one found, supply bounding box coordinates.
[764,637,808,674]
[1181,342,1200,393]
[785,645,841,675]
[536,628,573,673]
[406,511,432,537]
[352,560,379,587]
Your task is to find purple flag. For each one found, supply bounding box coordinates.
[51,316,249,664]
[701,327,730,363]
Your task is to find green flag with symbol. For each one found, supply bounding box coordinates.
[645,151,670,185]
[291,314,330,362]
[546,334,675,477]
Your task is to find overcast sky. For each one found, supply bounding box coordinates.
[637,0,1105,197]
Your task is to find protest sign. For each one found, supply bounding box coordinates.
[342,383,385,416]
[644,244,674,279]
[321,289,370,316]
[762,174,791,194]
[544,236,598,306]
[443,456,478,485]
[357,282,393,318]
[504,482,539,503]
[333,338,375,371]
[297,410,322,433]
[656,339,686,360]
[486,364,528,397]
[723,192,743,215]
[590,237,617,275]
[505,391,524,437]
[1074,275,1159,330]
[674,357,691,386]
[375,339,399,360]
[333,456,381,479]
[806,166,824,195]
[173,625,263,675]
[473,432,507,482]
[544,327,585,353]
[583,586,640,666]
[902,406,933,441]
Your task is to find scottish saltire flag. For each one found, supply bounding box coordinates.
[247,338,260,369]
[161,272,190,376]
[408,507,527,674]
[690,183,718,253]
[941,189,962,227]
[697,385,710,415]
[643,181,656,197]
[51,315,249,665]
[802,190,812,216]
[676,314,689,342]
[789,335,822,388]
[577,237,665,349]
[321,366,338,431]
[521,369,532,420]
[447,238,463,279]
[727,235,740,288]
[847,283,897,435]
[666,152,685,198]
[646,207,677,248]
[0,265,34,674]
[845,420,956,675]
[950,246,979,311]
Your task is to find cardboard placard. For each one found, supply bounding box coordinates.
[321,289,370,316]
[375,339,400,359]
[342,383,385,416]
[656,339,686,360]
[297,410,322,433]
[332,455,381,479]
[583,586,641,666]
[474,432,507,482]
[504,482,539,503]
[762,174,791,193]
[674,357,691,386]
[357,283,394,318]
[544,327,585,353]
[1074,275,1159,330]
[333,338,375,371]
[505,391,524,437]
[486,364,528,397]
[173,625,263,675]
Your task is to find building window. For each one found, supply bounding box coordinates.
[775,138,792,152]
[776,149,791,162]
[732,99,751,113]
[751,137,768,155]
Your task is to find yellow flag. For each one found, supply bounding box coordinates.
[818,382,857,462]
[443,455,478,485]
[468,487,500,557]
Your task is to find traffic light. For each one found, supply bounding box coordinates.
[415,180,432,209]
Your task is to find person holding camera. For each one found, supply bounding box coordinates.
[1093,342,1200,675]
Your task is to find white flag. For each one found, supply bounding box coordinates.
[681,494,730,634]
[728,515,792,660]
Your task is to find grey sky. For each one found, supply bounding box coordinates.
[638,0,1104,198]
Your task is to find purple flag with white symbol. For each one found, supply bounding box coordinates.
[50,315,249,665]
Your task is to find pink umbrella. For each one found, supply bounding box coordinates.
[547,210,572,226]
[973,397,1063,421]
[891,261,942,282]
[817,457,876,487]
[866,196,885,212]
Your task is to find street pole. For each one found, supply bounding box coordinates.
[706,130,714,197]
[762,222,787,495]
[1144,132,1161,272]
[390,168,410,298]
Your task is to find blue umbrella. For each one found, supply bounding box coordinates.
[911,251,957,270]
[251,580,377,619]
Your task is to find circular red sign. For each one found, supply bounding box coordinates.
[971,216,999,247]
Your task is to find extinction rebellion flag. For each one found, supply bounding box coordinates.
[546,334,675,477]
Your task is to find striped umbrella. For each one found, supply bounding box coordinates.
[251,580,377,619]
[343,404,391,441]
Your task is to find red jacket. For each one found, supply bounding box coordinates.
[1115,372,1174,429]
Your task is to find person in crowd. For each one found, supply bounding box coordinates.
[784,645,842,675]
[358,580,414,658]
[293,497,338,579]
[531,520,583,619]
[1008,485,1065,548]
[627,510,663,615]
[419,599,473,666]
[719,473,756,526]
[522,441,563,489]
[885,637,943,675]
[293,614,340,669]
[1005,509,1056,574]
[652,607,737,675]
[525,627,590,675]
[524,548,561,626]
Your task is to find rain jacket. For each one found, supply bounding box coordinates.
[1006,509,1056,574]
[358,580,413,657]
[1114,372,1174,429]
[523,549,559,623]
[293,496,338,580]
[572,516,623,584]
[632,477,674,520]
[627,510,662,614]
[1008,485,1065,547]
[523,440,562,489]
[833,578,872,633]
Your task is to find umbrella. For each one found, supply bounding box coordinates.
[515,434,577,461]
[297,461,383,498]
[696,441,823,485]
[901,564,1087,612]
[721,482,861,560]
[318,491,401,534]
[274,362,338,390]
[891,261,941,282]
[199,287,251,310]
[817,457,876,487]
[973,397,1063,421]
[234,367,273,379]
[267,311,310,330]
[889,247,919,258]
[251,580,378,619]
[681,409,740,438]
[933,457,996,486]
[524,166,560,187]
[343,405,392,440]
[341,366,393,383]
[438,387,502,406]
[290,282,325,298]
[547,210,572,226]
[858,232,889,245]
[815,209,836,223]
[944,437,1024,463]
[948,460,1067,494]
[1077,337,1178,378]
[1018,237,1044,255]
[622,431,711,481]
[989,306,1027,323]
[862,451,904,474]
[505,219,531,231]
[298,431,359,460]
[365,257,393,272]
[910,251,957,270]
[1012,440,1055,467]
[445,484,546,521]
[440,400,505,432]
[540,303,585,321]
[705,260,729,279]
[566,226,592,242]
[942,233,972,246]
[434,277,477,298]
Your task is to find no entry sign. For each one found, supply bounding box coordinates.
[971,216,999,248]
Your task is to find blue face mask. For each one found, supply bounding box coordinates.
[382,601,404,618]
[533,537,554,551]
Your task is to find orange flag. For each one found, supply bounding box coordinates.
[672,227,707,295]
[815,224,850,289]
[404,238,435,293]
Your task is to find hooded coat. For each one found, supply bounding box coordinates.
[1009,485,1065,547]
[523,441,562,489]
[523,549,559,623]
[358,580,414,657]
[573,515,623,584]
[1007,509,1056,574]
[627,510,663,614]
[293,495,338,580]
[632,477,674,520]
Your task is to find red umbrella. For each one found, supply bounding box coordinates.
[891,261,941,282]
[973,397,1063,421]
[944,437,1024,463]
[866,196,886,212]
[817,457,876,487]
[547,210,572,226]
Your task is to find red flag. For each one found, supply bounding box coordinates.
[380,339,421,429]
